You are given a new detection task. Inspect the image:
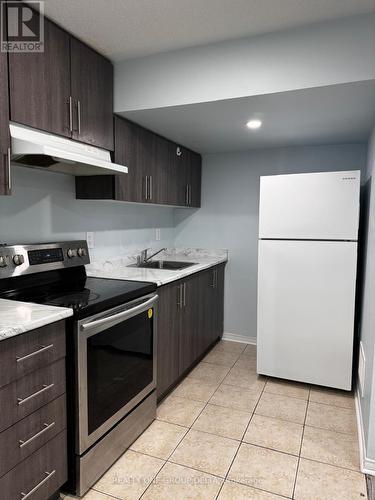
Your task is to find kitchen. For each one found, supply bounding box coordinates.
[0,1,375,499]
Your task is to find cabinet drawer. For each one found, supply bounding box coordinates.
[0,321,66,388]
[0,359,66,432]
[0,395,66,477]
[0,430,67,500]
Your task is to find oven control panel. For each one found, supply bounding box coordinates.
[0,241,90,278]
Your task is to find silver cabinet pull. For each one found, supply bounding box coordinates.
[17,383,54,406]
[77,100,81,135]
[20,470,56,499]
[185,185,189,205]
[210,269,215,287]
[177,284,182,309]
[16,344,54,363]
[68,96,73,132]
[214,269,218,288]
[183,282,186,307]
[19,421,55,448]
[7,147,11,192]
[149,175,153,200]
[189,184,192,206]
[4,148,11,193]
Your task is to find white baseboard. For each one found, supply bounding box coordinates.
[222,332,257,345]
[355,387,375,475]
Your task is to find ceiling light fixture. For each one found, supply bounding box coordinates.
[246,119,262,130]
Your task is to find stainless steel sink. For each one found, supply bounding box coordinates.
[128,260,197,270]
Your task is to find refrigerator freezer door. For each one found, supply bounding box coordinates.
[259,170,360,240]
[257,240,357,390]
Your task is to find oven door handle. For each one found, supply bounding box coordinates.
[81,294,158,332]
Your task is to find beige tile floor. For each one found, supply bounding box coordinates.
[63,340,367,500]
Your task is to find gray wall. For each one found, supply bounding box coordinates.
[0,166,175,261]
[358,123,375,464]
[115,14,375,112]
[174,143,367,340]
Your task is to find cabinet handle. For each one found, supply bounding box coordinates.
[210,269,218,288]
[144,176,150,200]
[19,421,56,448]
[16,343,54,363]
[185,185,189,206]
[183,282,186,307]
[210,271,215,287]
[177,284,183,309]
[77,100,81,135]
[149,175,153,200]
[68,96,73,132]
[17,383,54,406]
[20,470,56,499]
[6,147,11,192]
[188,184,192,205]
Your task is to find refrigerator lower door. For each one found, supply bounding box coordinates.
[257,239,357,390]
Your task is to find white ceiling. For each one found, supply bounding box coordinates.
[121,81,375,153]
[43,0,375,61]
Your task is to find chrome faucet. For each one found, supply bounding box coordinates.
[137,247,166,265]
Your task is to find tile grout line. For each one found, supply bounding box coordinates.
[291,385,311,499]
[214,365,269,500]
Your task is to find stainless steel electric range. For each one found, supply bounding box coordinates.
[0,241,158,496]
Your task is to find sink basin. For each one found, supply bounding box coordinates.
[128,260,197,270]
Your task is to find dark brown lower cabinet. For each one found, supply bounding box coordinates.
[157,264,225,400]
[0,320,68,499]
[157,283,180,398]
[178,275,199,375]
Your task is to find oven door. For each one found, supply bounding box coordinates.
[76,293,158,454]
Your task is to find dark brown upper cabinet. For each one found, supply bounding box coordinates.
[8,11,113,150]
[76,116,201,207]
[8,14,71,138]
[70,38,114,151]
[168,143,202,208]
[0,50,11,195]
[114,117,168,204]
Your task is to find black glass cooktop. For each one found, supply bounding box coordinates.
[0,272,157,319]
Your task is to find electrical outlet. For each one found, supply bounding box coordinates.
[155,228,161,241]
[86,232,95,249]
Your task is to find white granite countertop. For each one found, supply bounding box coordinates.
[86,248,228,286]
[0,299,73,342]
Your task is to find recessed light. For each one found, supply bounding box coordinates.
[246,119,262,130]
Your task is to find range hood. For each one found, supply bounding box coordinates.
[10,123,128,176]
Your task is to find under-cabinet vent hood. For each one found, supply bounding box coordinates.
[9,123,128,176]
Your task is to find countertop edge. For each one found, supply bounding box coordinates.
[88,256,228,287]
[0,300,73,342]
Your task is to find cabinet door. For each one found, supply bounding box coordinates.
[157,284,180,399]
[8,14,71,138]
[188,151,202,208]
[213,265,225,341]
[153,134,169,205]
[71,38,114,150]
[168,143,201,207]
[168,143,189,206]
[114,116,143,202]
[198,269,216,353]
[0,50,10,195]
[179,276,200,375]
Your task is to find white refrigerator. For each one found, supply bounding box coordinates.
[257,170,360,390]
